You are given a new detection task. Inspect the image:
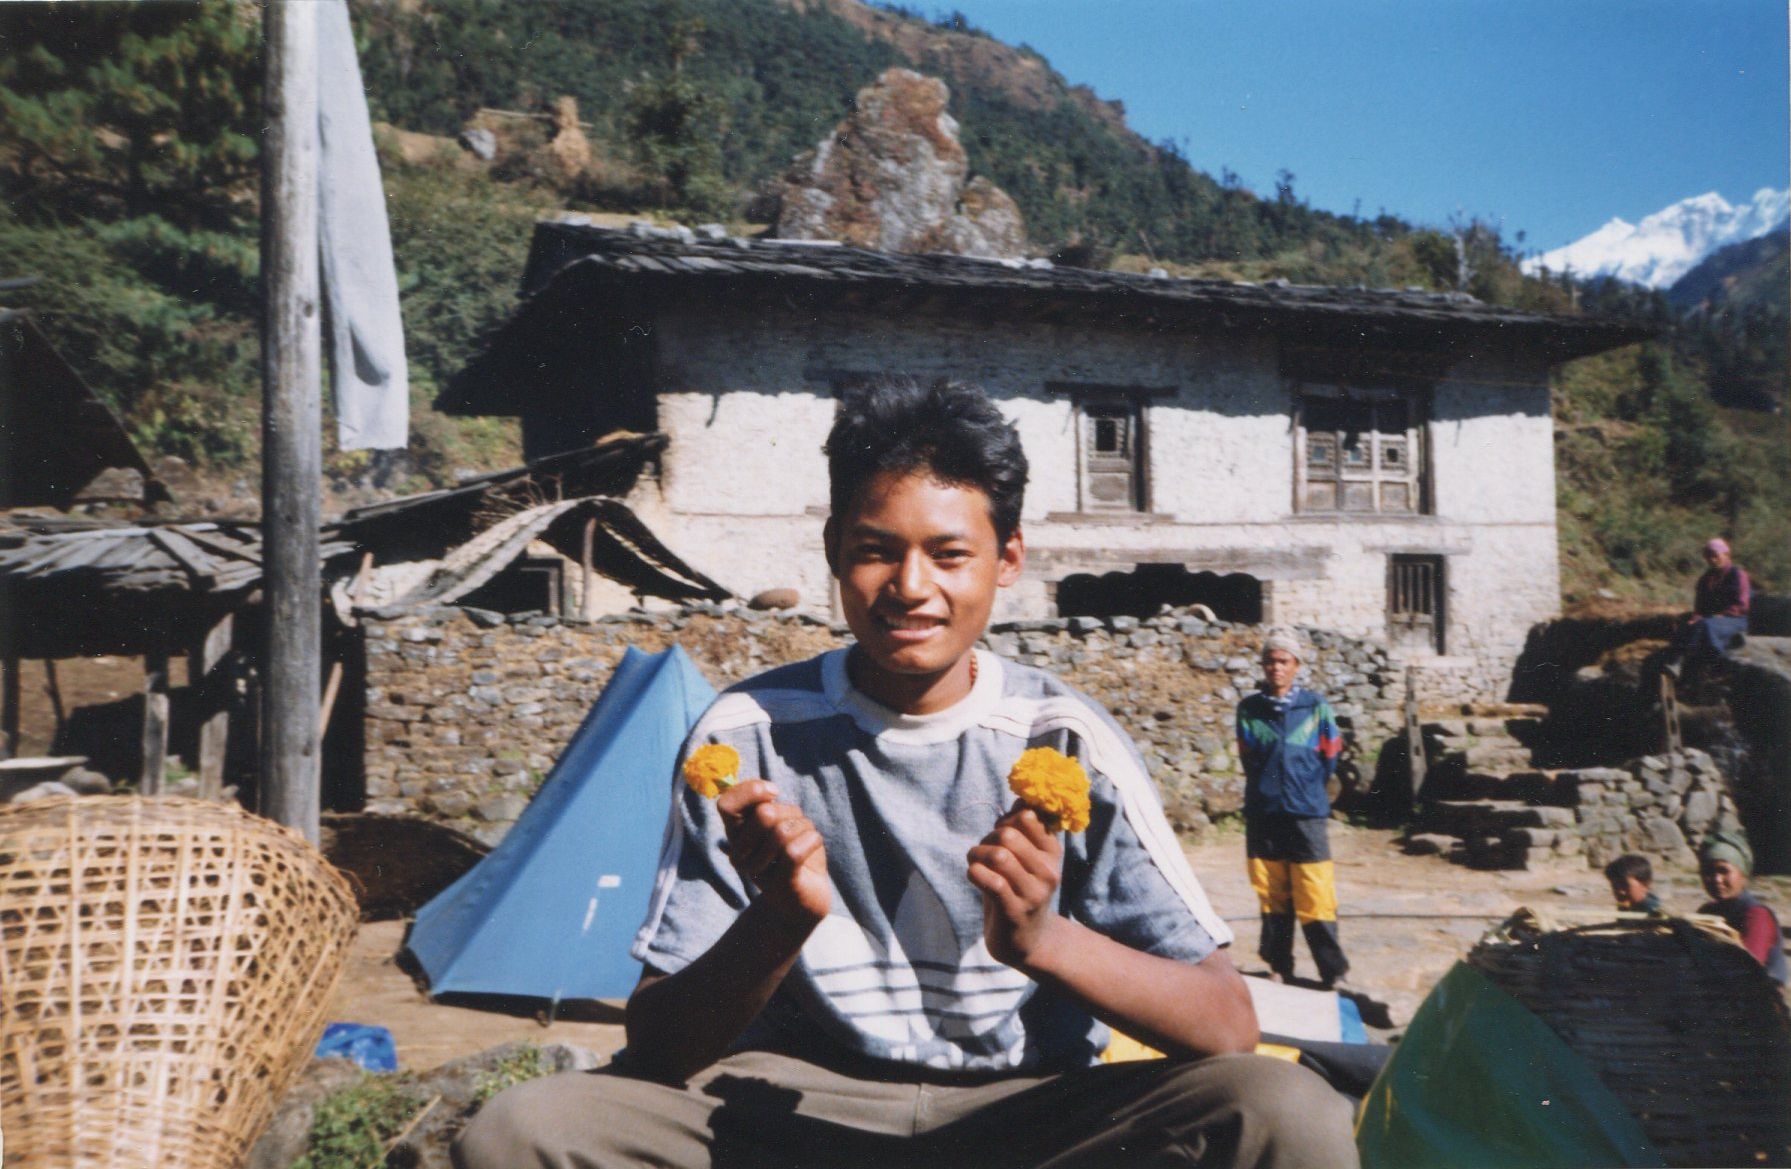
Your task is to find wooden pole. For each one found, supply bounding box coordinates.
[141,648,170,795]
[260,0,322,843]
[1404,665,1427,801]
[43,659,65,737]
[318,551,374,742]
[580,515,598,621]
[191,613,233,800]
[1,656,18,759]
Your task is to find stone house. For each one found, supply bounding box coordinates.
[439,221,1647,696]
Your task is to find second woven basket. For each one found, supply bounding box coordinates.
[1469,908,1791,1168]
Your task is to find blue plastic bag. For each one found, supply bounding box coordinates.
[314,1022,398,1072]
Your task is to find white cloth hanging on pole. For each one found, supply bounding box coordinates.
[316,0,409,451]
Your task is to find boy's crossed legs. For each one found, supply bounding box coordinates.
[454,1048,1358,1169]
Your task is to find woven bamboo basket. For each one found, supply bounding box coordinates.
[1468,907,1791,1168]
[0,796,359,1169]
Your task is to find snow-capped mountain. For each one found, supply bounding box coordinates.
[1522,188,1790,289]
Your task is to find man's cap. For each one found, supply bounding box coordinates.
[1259,627,1304,662]
[1705,537,1731,556]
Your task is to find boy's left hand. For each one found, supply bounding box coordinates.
[967,804,1065,970]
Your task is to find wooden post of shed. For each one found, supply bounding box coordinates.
[141,647,170,796]
[1,656,18,759]
[259,0,323,843]
[580,515,598,621]
[190,612,233,800]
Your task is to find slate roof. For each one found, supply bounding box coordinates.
[442,220,1655,416]
[0,517,357,656]
[513,219,1623,335]
[0,518,352,596]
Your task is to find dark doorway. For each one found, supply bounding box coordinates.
[460,557,567,616]
[1055,565,1263,623]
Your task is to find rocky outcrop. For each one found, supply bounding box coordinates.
[775,68,1027,257]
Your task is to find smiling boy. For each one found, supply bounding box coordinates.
[455,378,1357,1169]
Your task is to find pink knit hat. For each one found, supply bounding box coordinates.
[1705,537,1731,556]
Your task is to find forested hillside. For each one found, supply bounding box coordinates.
[0,0,1782,602]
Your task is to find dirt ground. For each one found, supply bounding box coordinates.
[327,823,1786,1070]
[4,654,159,761]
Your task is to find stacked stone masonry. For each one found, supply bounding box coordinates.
[1572,750,1740,871]
[1411,743,1740,873]
[360,604,1406,845]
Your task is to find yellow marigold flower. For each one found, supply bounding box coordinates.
[1007,747,1091,833]
[683,743,741,799]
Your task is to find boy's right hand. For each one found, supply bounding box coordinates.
[718,780,831,929]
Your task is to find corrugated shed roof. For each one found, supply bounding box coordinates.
[0,518,353,595]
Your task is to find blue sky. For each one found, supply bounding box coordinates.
[936,0,1790,252]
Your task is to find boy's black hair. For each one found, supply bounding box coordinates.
[823,376,1028,544]
[1604,853,1653,886]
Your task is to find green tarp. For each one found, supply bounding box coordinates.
[1356,963,1666,1169]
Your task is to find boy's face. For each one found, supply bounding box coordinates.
[827,469,1023,714]
[1260,649,1299,696]
[1609,875,1649,909]
[1700,858,1746,901]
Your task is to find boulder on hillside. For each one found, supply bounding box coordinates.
[775,68,1028,258]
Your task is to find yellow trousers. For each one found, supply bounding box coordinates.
[1248,857,1338,924]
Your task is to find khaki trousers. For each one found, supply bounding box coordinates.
[452,1048,1359,1169]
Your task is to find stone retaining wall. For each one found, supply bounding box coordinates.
[1571,748,1740,871]
[360,604,1406,845]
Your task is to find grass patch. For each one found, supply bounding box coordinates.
[293,1075,427,1169]
[472,1044,554,1108]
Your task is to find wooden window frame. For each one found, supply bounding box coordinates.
[1073,392,1151,513]
[1387,553,1447,654]
[1293,385,1429,516]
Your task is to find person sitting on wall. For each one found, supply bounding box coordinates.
[454,377,1359,1169]
[1667,538,1751,677]
[1235,628,1351,991]
[1697,830,1787,985]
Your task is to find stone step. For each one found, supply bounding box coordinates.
[1402,832,1463,858]
[1418,799,1577,838]
[1421,769,1578,805]
[1460,743,1537,771]
[1459,701,1550,719]
[1421,722,1539,749]
[1465,830,1585,872]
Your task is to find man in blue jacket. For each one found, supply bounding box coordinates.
[1235,628,1350,989]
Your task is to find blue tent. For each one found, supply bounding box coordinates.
[406,645,715,1004]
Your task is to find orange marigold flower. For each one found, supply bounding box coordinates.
[1007,747,1091,833]
[683,743,742,799]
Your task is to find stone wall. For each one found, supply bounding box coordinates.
[1412,747,1742,873]
[360,603,1406,845]
[1571,749,1740,871]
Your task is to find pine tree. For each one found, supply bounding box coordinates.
[0,1,262,227]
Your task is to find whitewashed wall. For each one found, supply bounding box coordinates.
[617,304,1562,695]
